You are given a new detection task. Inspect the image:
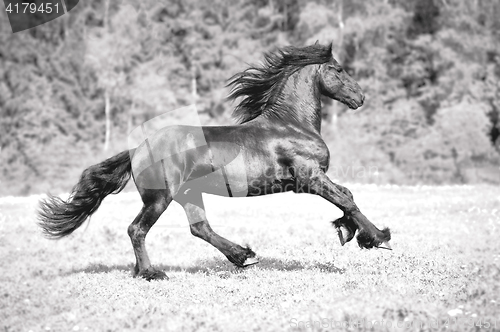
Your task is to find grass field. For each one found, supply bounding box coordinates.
[1,185,499,332]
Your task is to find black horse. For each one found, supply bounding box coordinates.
[38,43,391,281]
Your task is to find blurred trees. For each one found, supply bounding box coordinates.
[0,6,102,194]
[328,0,500,183]
[0,0,499,195]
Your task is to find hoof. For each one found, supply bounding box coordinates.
[242,256,259,267]
[137,268,169,281]
[226,245,257,268]
[336,225,351,246]
[356,230,374,249]
[376,241,392,250]
[332,216,356,246]
[356,227,392,250]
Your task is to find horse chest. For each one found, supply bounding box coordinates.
[276,138,330,172]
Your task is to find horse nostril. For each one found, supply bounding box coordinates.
[361,94,365,104]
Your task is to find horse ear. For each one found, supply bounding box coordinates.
[327,42,335,59]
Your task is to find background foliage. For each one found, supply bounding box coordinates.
[1,0,499,195]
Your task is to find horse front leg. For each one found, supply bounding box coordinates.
[331,185,359,246]
[304,172,391,250]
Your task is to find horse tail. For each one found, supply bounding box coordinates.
[38,150,135,239]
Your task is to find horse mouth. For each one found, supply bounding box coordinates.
[346,93,365,109]
[347,98,362,109]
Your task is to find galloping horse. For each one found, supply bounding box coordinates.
[38,43,391,281]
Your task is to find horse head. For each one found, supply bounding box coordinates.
[318,47,365,110]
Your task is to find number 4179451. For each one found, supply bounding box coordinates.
[5,2,60,14]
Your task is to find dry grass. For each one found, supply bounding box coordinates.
[1,185,499,331]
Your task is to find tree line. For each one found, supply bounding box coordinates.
[0,0,499,195]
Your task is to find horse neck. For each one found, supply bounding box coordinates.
[272,65,323,133]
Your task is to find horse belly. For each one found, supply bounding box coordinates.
[179,145,249,197]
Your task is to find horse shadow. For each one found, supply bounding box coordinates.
[66,257,345,277]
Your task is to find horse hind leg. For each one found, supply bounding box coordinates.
[177,191,258,267]
[190,220,258,267]
[128,190,171,281]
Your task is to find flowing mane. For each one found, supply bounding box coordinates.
[227,43,333,124]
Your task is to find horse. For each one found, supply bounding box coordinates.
[38,43,391,281]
